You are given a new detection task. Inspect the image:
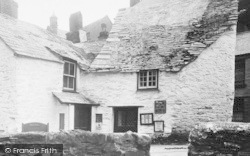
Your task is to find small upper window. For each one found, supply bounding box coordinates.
[138,70,158,89]
[63,60,76,91]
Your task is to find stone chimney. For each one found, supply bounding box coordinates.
[69,11,83,32]
[130,0,141,7]
[0,0,18,18]
[66,11,83,43]
[49,14,58,34]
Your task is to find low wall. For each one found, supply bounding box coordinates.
[188,122,250,156]
[0,130,151,156]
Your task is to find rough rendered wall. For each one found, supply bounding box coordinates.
[0,40,18,133]
[15,57,70,132]
[80,29,236,134]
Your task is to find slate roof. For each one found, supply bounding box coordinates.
[83,16,112,41]
[90,0,238,72]
[75,41,106,54]
[0,13,91,69]
[236,32,250,56]
[57,29,68,39]
[53,92,99,105]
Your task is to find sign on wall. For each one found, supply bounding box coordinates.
[155,100,166,114]
[140,113,153,125]
[96,114,103,123]
[154,120,164,132]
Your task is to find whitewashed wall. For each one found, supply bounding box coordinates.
[80,29,236,134]
[15,57,70,132]
[0,40,18,133]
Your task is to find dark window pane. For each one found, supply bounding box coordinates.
[64,62,69,74]
[69,77,74,89]
[235,60,245,83]
[63,76,68,88]
[70,63,75,76]
[149,82,152,86]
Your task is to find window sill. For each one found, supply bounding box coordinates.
[136,88,160,92]
[62,89,77,93]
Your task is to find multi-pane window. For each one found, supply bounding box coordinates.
[63,60,76,91]
[235,59,245,88]
[138,70,158,89]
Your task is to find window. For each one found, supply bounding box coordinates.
[59,113,65,130]
[63,60,76,91]
[235,59,245,88]
[155,100,166,114]
[232,97,244,122]
[138,70,158,89]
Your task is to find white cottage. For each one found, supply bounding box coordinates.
[0,13,96,132]
[0,0,238,134]
[80,0,238,134]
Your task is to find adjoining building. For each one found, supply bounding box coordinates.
[66,12,112,43]
[0,0,238,134]
[233,0,250,122]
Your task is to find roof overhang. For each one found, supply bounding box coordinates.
[53,92,99,106]
[108,105,144,108]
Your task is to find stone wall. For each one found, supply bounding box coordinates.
[0,130,151,156]
[188,122,250,156]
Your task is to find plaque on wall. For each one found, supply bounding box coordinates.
[155,100,166,114]
[154,120,164,132]
[96,114,103,123]
[140,113,153,125]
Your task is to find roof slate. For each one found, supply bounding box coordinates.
[90,0,238,72]
[0,14,91,69]
[82,16,112,41]
[236,32,250,56]
[53,92,99,105]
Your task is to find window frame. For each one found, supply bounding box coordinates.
[235,58,246,88]
[63,59,77,92]
[232,97,245,122]
[140,113,154,125]
[137,69,159,90]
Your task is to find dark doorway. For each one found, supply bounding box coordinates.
[114,107,138,132]
[74,105,91,131]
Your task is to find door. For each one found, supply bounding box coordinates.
[74,105,91,131]
[114,107,138,132]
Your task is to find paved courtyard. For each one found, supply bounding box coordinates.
[150,145,188,156]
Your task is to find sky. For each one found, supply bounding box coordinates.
[15,0,129,31]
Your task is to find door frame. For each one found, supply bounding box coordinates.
[113,107,138,133]
[74,104,92,131]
